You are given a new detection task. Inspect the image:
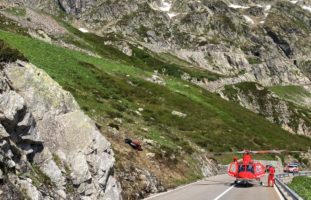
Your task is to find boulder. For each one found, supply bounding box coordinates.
[9,174,43,200]
[0,61,122,199]
[4,61,79,120]
[0,90,25,132]
[171,110,187,118]
[0,124,10,139]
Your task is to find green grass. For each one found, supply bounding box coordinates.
[269,85,311,107]
[170,156,203,186]
[1,23,311,192]
[28,164,53,188]
[0,5,310,194]
[0,39,27,62]
[52,154,62,168]
[146,130,179,150]
[0,13,28,35]
[224,82,311,135]
[288,176,311,200]
[3,7,27,17]
[270,85,311,98]
[214,153,277,165]
[130,47,222,81]
[247,56,262,65]
[57,20,222,82]
[0,29,310,159]
[299,60,311,78]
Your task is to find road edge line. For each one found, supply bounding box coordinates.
[274,185,285,200]
[143,178,204,200]
[213,184,235,200]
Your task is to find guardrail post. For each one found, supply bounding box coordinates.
[274,171,311,200]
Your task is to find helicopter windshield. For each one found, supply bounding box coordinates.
[238,164,254,173]
[247,165,254,173]
[238,165,246,172]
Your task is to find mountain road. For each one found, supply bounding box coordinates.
[145,174,281,200]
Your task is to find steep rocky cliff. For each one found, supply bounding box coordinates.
[0,44,121,199]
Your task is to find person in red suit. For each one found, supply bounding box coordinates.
[268,166,275,187]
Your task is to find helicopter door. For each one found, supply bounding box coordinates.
[227,162,238,177]
[254,163,265,178]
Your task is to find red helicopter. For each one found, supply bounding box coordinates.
[225,150,295,185]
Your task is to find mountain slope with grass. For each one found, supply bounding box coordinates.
[0,41,121,199]
[1,0,311,136]
[220,82,311,136]
[288,176,311,200]
[0,1,311,199]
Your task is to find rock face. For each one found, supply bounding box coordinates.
[117,165,165,199]
[26,0,310,94]
[3,1,310,84]
[195,154,219,177]
[0,60,121,200]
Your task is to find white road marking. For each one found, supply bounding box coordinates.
[144,179,204,200]
[213,184,235,200]
[274,185,285,200]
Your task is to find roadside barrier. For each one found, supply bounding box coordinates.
[275,171,311,200]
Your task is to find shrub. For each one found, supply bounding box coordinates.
[0,40,27,63]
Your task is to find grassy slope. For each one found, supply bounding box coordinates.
[1,18,311,191]
[59,21,223,82]
[223,82,311,134]
[288,176,311,200]
[1,30,310,153]
[0,8,310,198]
[270,85,311,107]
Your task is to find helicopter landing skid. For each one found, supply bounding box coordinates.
[234,178,263,186]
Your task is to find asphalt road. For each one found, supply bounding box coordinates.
[145,174,281,200]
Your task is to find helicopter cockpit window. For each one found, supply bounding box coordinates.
[229,163,237,172]
[246,165,254,173]
[238,165,246,172]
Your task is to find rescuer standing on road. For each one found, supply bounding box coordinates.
[268,166,275,187]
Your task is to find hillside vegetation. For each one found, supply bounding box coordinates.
[288,176,311,200]
[1,8,311,198]
[1,30,310,152]
[270,85,311,108]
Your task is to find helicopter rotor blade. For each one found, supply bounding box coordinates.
[250,150,305,154]
[208,150,305,155]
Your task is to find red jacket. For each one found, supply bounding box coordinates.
[269,167,275,175]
